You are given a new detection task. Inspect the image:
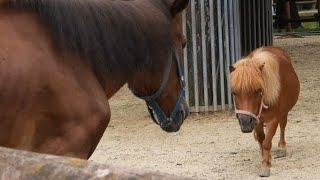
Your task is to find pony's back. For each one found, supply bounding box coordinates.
[249,46,292,63]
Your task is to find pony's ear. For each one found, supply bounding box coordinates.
[168,0,189,16]
[229,65,236,73]
[259,62,265,71]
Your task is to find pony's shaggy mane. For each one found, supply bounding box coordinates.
[8,0,174,79]
[230,48,281,105]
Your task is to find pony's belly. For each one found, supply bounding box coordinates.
[279,67,300,112]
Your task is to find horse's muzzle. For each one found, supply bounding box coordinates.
[237,114,256,133]
[160,101,189,132]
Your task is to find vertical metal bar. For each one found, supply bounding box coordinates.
[268,0,273,45]
[190,0,199,112]
[224,0,232,110]
[264,0,269,45]
[200,0,209,111]
[228,0,239,109]
[182,10,189,106]
[232,0,241,109]
[252,0,257,49]
[217,0,225,110]
[233,0,238,61]
[229,0,236,64]
[269,1,273,45]
[248,0,252,51]
[209,0,218,111]
[262,0,266,46]
[268,0,271,45]
[235,0,241,60]
[257,0,261,47]
[238,0,241,59]
[242,0,247,54]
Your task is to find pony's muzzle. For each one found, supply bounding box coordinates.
[237,114,256,133]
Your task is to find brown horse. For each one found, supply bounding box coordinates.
[0,0,190,159]
[229,47,300,177]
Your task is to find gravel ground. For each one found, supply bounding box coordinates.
[90,36,320,180]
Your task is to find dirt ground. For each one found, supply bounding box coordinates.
[90,36,320,180]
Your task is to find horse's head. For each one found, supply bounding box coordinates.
[229,61,266,133]
[128,0,189,133]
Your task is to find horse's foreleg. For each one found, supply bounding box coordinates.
[259,119,278,177]
[85,102,111,159]
[254,122,265,155]
[277,113,288,157]
[38,101,111,160]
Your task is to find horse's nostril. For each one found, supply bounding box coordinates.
[180,110,185,118]
[183,110,189,119]
[180,106,189,120]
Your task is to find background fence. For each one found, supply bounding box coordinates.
[182,0,273,113]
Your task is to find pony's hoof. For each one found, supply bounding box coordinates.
[259,167,270,177]
[277,149,287,158]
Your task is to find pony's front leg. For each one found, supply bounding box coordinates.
[277,113,288,157]
[254,122,265,154]
[259,119,278,177]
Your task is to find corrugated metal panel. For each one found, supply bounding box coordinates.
[240,0,273,54]
[183,0,273,112]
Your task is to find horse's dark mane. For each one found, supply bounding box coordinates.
[8,0,174,78]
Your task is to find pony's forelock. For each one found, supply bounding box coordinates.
[230,49,281,105]
[230,59,264,94]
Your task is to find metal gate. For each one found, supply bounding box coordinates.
[240,0,274,55]
[182,0,273,112]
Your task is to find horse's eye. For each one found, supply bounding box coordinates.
[182,40,187,48]
[181,36,187,48]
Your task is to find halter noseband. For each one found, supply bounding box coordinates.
[129,49,185,128]
[233,93,269,123]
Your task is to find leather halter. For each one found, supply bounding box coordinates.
[129,49,185,128]
[233,93,269,123]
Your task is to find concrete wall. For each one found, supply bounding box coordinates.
[0,147,192,180]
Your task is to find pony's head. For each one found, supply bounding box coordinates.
[129,0,189,133]
[229,59,266,133]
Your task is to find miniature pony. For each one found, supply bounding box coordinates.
[229,46,300,177]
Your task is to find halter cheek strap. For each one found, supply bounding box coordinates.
[234,96,269,123]
[129,49,185,128]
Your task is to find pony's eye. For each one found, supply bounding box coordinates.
[255,89,262,96]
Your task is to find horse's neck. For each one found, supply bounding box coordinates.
[101,74,128,99]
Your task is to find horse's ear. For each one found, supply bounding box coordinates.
[229,65,236,73]
[168,0,189,16]
[259,62,265,71]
